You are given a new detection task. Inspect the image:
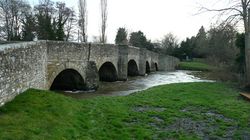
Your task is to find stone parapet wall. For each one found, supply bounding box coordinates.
[158,55,180,71]
[0,42,47,106]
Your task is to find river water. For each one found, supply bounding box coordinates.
[62,70,213,99]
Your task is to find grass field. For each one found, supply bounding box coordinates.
[0,82,249,139]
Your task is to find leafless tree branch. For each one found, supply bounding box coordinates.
[196,0,250,33]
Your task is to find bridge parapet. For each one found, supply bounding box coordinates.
[159,55,180,71]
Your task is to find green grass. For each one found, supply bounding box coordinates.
[0,83,249,139]
[177,61,215,71]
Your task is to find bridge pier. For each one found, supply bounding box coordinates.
[151,61,156,72]
[139,48,147,75]
[85,61,99,90]
[117,45,128,81]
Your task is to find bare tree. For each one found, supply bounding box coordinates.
[161,33,179,55]
[21,4,36,41]
[198,0,250,84]
[0,0,10,40]
[78,0,87,42]
[198,0,249,32]
[65,8,77,41]
[0,0,30,41]
[55,2,72,40]
[100,0,107,43]
[207,24,238,64]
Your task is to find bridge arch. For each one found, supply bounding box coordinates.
[98,62,118,82]
[146,61,150,74]
[128,59,139,76]
[50,69,85,91]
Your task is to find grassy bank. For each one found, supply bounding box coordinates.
[0,83,249,139]
[177,61,215,71]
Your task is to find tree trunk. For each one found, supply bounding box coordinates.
[245,8,250,85]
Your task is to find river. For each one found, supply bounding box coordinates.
[61,70,213,99]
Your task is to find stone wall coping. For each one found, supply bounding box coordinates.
[0,41,45,52]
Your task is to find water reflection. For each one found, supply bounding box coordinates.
[62,70,213,99]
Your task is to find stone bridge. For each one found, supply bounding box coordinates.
[0,41,179,105]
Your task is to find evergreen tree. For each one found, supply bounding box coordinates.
[178,37,196,60]
[115,27,128,44]
[56,21,65,40]
[194,26,208,57]
[129,31,147,48]
[35,0,56,40]
[34,1,72,41]
[145,40,155,51]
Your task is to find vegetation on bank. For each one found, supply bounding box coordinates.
[0,82,249,139]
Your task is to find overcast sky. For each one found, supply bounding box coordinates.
[29,0,239,43]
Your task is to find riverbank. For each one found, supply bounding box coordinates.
[0,82,249,139]
[177,60,243,84]
[176,60,217,81]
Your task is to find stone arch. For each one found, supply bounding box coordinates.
[127,59,139,76]
[50,69,85,91]
[146,61,150,74]
[47,63,86,89]
[155,62,159,71]
[98,62,118,82]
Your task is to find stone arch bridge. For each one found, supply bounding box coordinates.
[0,41,179,105]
